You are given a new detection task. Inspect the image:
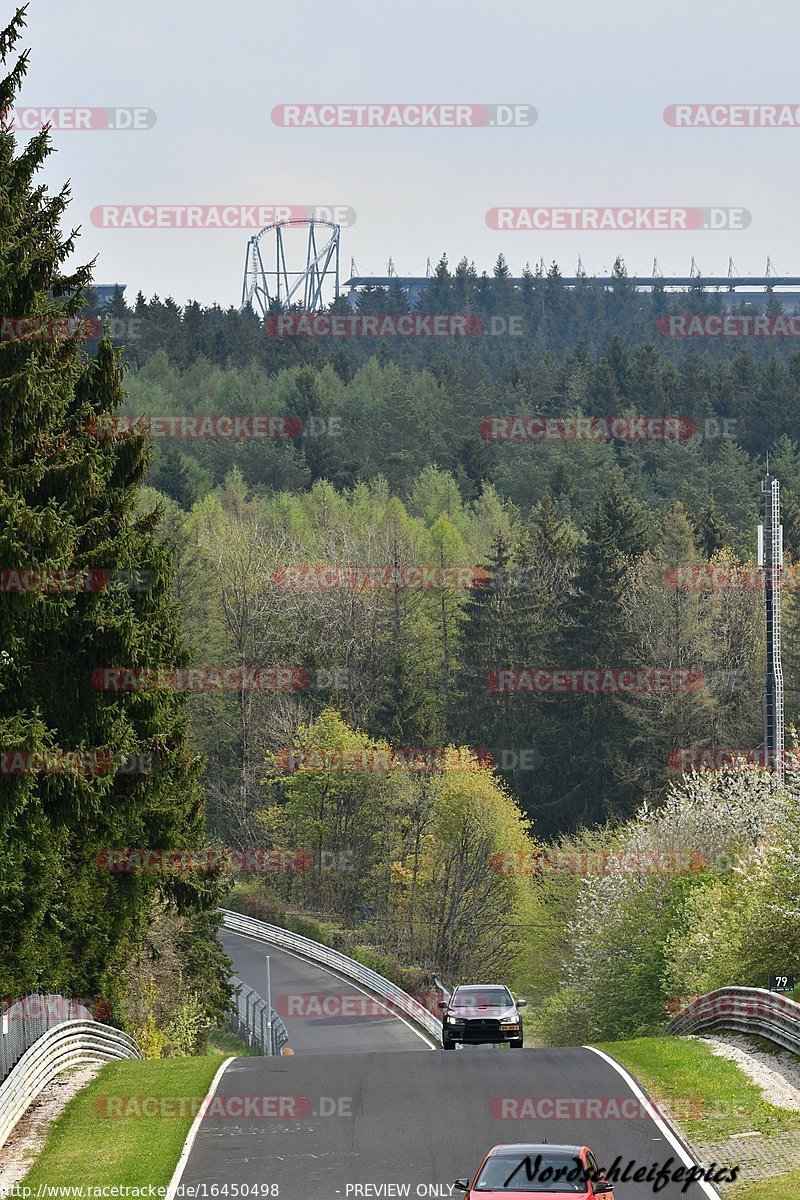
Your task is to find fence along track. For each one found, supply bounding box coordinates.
[0,994,100,1083]
[229,974,289,1055]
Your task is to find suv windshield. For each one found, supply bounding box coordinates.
[452,987,513,1007]
[473,1153,588,1193]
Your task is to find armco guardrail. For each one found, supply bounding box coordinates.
[229,975,289,1055]
[1,994,98,1083]
[665,987,800,1053]
[220,908,442,1044]
[0,1019,142,1149]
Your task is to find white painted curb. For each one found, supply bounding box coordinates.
[585,1046,724,1199]
[165,1056,234,1200]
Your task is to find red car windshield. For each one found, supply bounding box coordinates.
[473,1153,588,1193]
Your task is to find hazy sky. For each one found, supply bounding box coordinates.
[16,0,800,307]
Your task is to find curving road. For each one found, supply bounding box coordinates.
[175,928,723,1200]
[222,929,432,1054]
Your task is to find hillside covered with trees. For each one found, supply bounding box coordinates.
[3,2,799,1052]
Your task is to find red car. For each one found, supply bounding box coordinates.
[453,1143,614,1196]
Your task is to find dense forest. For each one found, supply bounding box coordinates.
[108,282,800,1043]
[98,286,800,842]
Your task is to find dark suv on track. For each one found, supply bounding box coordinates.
[440,984,526,1049]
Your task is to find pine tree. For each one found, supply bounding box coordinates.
[149,445,197,509]
[450,523,565,829]
[450,533,527,751]
[418,255,453,313]
[690,499,729,558]
[543,485,650,829]
[0,11,218,1005]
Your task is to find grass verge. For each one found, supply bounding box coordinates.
[207,1028,252,1057]
[597,1036,800,1144]
[22,1056,223,1189]
[728,1167,800,1199]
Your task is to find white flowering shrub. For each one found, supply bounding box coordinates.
[529,767,795,1044]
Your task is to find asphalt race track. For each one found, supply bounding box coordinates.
[179,929,722,1199]
[221,929,432,1053]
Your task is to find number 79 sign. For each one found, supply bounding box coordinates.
[769,975,795,993]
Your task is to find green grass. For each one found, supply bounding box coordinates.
[22,1056,224,1188]
[729,1167,800,1199]
[207,1028,252,1056]
[597,1036,800,1144]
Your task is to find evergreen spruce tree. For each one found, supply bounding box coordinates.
[450,520,567,830]
[544,484,650,829]
[0,10,218,1005]
[690,499,730,558]
[450,533,526,750]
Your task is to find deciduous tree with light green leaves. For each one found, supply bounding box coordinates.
[255,709,537,981]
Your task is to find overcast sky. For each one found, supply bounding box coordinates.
[15,0,800,307]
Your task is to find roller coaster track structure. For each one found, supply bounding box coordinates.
[241,218,340,318]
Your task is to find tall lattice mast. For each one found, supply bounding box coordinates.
[758,474,784,776]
